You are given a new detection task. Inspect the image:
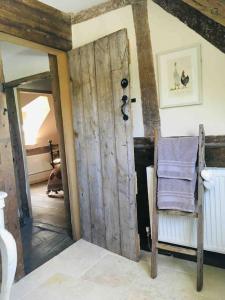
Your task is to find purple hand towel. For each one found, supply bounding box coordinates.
[158,174,197,212]
[158,137,198,180]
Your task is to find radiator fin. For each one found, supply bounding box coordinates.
[147,167,225,254]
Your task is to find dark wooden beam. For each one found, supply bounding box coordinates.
[26,145,51,156]
[153,0,225,54]
[134,136,225,168]
[26,143,60,156]
[183,0,225,28]
[4,72,51,88]
[0,0,72,51]
[132,0,160,137]
[18,88,52,94]
[205,135,225,167]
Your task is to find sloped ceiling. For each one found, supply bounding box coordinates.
[39,0,107,13]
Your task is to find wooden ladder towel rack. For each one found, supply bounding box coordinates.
[151,124,205,292]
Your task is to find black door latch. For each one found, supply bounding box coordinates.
[121,95,129,121]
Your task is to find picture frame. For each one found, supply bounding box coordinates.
[157,45,202,108]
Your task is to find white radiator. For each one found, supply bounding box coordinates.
[147,167,225,254]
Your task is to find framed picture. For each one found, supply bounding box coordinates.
[157,45,202,108]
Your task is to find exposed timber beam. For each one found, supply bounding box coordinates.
[70,0,142,24]
[26,145,51,156]
[0,0,72,51]
[134,135,225,168]
[132,0,160,137]
[153,0,225,54]
[183,0,225,28]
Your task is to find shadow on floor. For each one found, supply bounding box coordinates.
[21,219,74,274]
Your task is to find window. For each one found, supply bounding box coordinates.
[22,96,50,145]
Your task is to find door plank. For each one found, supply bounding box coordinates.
[69,49,92,242]
[95,35,121,254]
[109,29,139,260]
[80,43,106,247]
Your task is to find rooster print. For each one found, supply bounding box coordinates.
[159,46,200,108]
[171,61,190,91]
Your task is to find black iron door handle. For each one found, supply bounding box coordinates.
[121,95,129,121]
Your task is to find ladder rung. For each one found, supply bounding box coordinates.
[157,209,198,218]
[157,242,197,256]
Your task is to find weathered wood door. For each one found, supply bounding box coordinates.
[69,30,139,260]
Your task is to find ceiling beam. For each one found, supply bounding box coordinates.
[183,0,225,27]
[0,0,72,51]
[132,0,160,137]
[153,0,225,54]
[70,0,143,24]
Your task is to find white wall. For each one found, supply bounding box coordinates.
[148,1,225,137]
[0,41,49,82]
[72,1,225,138]
[72,5,144,137]
[40,0,106,13]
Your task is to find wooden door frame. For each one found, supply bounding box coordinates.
[5,86,32,223]
[0,32,80,242]
[13,83,73,234]
[4,72,52,223]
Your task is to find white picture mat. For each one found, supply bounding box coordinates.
[157,45,202,108]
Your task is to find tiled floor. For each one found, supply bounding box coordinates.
[11,240,225,300]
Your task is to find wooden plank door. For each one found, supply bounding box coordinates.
[69,29,139,260]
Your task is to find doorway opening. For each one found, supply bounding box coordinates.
[19,90,67,226]
[0,41,74,274]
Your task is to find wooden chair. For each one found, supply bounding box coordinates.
[151,124,205,292]
[48,140,60,168]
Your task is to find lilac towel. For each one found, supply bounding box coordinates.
[157,137,198,212]
[158,137,198,180]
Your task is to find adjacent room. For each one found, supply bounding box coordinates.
[0,1,224,300]
[0,41,73,274]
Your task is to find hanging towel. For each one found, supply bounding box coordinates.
[158,175,197,212]
[157,137,198,212]
[158,137,198,180]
